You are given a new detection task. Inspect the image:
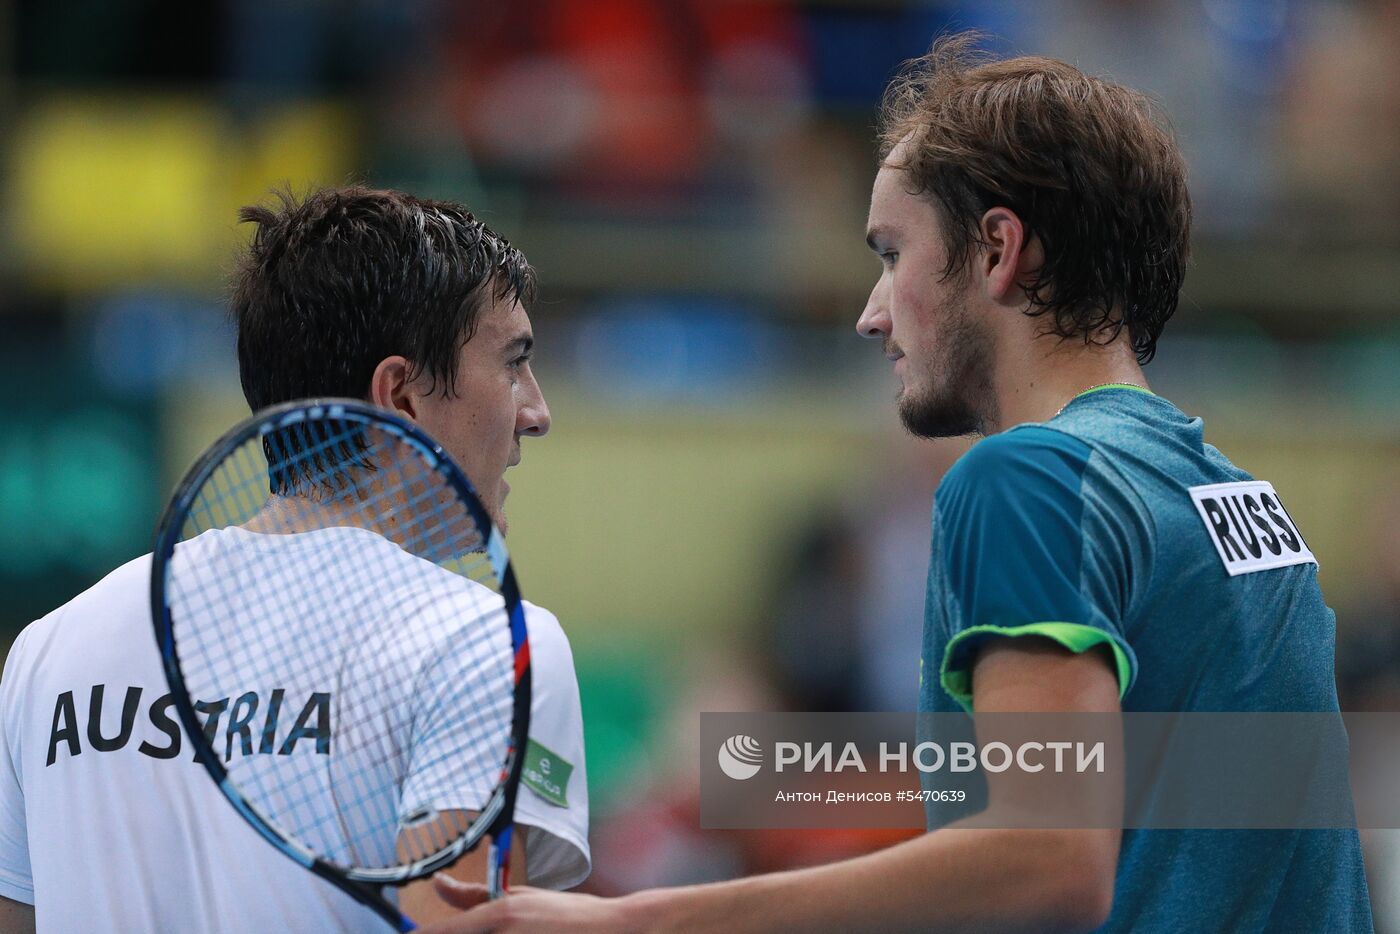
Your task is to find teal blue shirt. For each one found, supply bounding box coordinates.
[920,387,1372,932]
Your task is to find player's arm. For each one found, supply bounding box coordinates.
[0,637,34,934]
[425,639,1120,934]
[402,603,588,924]
[0,894,33,934]
[398,818,528,924]
[641,639,1122,933]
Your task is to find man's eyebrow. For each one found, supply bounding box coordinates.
[865,226,888,251]
[503,335,534,356]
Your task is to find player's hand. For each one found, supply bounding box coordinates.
[418,874,637,933]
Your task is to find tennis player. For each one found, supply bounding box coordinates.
[425,35,1373,934]
[0,188,590,932]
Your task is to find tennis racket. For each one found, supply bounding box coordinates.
[150,399,530,932]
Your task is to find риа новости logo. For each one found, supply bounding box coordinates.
[718,734,763,780]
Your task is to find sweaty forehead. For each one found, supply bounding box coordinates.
[867,158,921,231]
[870,162,905,207]
[474,297,532,342]
[872,133,919,196]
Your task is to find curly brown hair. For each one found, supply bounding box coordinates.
[879,33,1191,363]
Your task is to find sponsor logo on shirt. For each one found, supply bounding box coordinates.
[1188,481,1317,577]
[521,738,572,808]
[45,684,331,766]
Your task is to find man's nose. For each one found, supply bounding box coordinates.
[857,286,891,339]
[518,375,550,438]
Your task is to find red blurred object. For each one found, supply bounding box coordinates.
[436,0,810,205]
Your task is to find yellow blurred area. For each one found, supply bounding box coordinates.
[11,95,354,290]
[504,405,867,639]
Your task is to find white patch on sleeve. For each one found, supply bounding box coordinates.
[1188,480,1316,577]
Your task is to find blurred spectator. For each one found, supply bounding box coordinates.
[1283,0,1400,239]
[435,0,815,212]
[762,435,969,713]
[763,517,864,711]
[1007,0,1296,235]
[852,438,972,711]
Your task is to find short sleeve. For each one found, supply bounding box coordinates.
[509,604,590,890]
[398,601,590,890]
[0,631,34,904]
[932,426,1142,712]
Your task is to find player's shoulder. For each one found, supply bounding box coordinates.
[521,601,575,669]
[12,552,153,647]
[523,600,562,631]
[4,551,154,701]
[91,550,155,591]
[942,425,1093,501]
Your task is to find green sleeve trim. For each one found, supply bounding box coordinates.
[939,622,1133,714]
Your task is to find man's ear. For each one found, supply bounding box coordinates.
[977,207,1042,304]
[369,355,419,421]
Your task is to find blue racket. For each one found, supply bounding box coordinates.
[150,399,530,931]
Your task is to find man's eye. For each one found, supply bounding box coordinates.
[881,251,898,267]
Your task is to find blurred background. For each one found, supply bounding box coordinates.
[3,0,1400,924]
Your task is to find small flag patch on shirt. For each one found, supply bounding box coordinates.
[522,738,572,808]
[1188,480,1316,576]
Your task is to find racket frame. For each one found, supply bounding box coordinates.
[150,399,532,932]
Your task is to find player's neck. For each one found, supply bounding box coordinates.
[986,334,1147,434]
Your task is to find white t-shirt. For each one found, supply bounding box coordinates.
[0,528,590,932]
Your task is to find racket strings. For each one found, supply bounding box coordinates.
[175,470,506,868]
[168,415,515,870]
[172,509,414,859]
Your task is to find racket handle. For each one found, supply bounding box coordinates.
[487,825,514,899]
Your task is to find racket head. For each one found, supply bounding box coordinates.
[150,399,530,924]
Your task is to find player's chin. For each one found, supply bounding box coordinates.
[487,477,511,534]
[898,386,979,439]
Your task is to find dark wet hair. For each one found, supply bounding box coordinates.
[231,185,537,411]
